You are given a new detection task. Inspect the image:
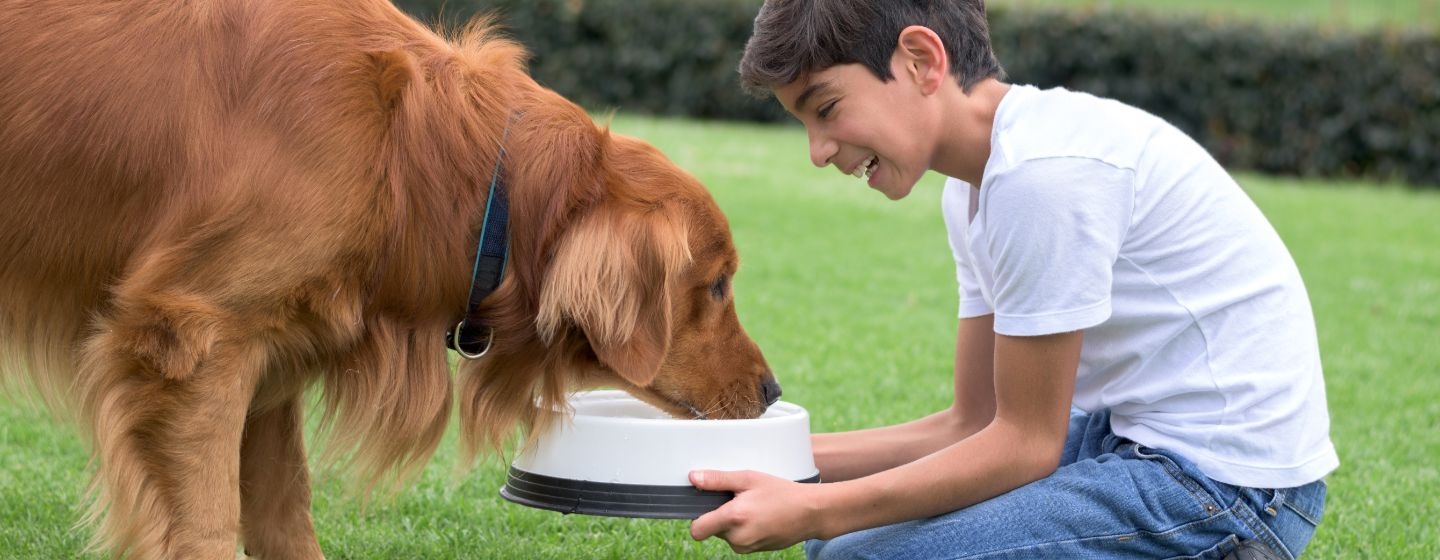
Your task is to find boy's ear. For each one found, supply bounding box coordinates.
[897,25,948,94]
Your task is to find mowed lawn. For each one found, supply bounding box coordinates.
[2,113,1438,558]
[999,0,1439,29]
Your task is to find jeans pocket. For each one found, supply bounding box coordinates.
[1129,443,1227,516]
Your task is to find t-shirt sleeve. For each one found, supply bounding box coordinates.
[942,178,993,318]
[981,157,1135,336]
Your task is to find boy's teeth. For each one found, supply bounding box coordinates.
[854,156,875,178]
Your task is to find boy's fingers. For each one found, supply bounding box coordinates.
[689,469,755,491]
[689,470,753,541]
[690,506,730,541]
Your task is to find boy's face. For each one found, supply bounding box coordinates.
[774,55,937,201]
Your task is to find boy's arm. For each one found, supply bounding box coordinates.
[813,330,1080,537]
[811,314,998,482]
[691,329,1080,553]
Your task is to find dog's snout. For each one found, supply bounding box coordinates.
[760,374,782,407]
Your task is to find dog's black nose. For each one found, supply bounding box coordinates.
[760,374,782,407]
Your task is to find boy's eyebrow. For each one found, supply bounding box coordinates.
[793,81,835,114]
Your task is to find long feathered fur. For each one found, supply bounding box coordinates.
[0,1,770,557]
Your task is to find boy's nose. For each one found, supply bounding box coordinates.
[808,129,837,168]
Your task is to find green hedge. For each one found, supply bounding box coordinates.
[990,9,1440,186]
[399,0,789,121]
[394,0,1440,187]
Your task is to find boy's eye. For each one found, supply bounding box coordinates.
[817,100,837,119]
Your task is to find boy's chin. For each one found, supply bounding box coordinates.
[871,177,918,200]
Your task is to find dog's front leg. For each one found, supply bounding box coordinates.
[240,394,325,559]
[78,306,265,559]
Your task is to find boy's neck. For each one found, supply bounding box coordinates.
[933,78,1010,186]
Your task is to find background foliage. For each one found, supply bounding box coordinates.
[393,0,1440,187]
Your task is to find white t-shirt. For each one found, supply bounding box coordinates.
[942,84,1338,488]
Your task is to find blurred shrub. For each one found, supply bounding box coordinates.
[397,0,789,121]
[392,0,1440,187]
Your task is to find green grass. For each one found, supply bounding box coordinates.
[1000,0,1440,30]
[3,114,1439,558]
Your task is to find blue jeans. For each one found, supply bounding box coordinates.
[806,409,1327,559]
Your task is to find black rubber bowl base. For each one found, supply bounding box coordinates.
[500,467,821,519]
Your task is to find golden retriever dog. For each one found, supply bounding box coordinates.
[0,0,778,557]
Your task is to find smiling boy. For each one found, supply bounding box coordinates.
[686,1,1338,558]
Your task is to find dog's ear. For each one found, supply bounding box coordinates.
[537,205,690,387]
[368,49,414,112]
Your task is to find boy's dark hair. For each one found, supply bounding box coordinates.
[739,0,1005,97]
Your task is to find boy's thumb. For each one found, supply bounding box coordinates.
[689,469,729,490]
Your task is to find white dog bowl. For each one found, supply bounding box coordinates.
[500,390,820,519]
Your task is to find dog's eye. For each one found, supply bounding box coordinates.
[710,275,729,300]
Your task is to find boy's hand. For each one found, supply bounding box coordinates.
[688,470,823,553]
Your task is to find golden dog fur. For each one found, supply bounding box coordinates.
[0,0,774,557]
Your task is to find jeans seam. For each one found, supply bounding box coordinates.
[1283,501,1321,527]
[1284,492,1324,526]
[956,512,1242,560]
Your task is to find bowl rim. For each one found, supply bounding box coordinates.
[558,389,807,427]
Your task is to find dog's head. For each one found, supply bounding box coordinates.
[533,133,776,420]
[455,92,776,452]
